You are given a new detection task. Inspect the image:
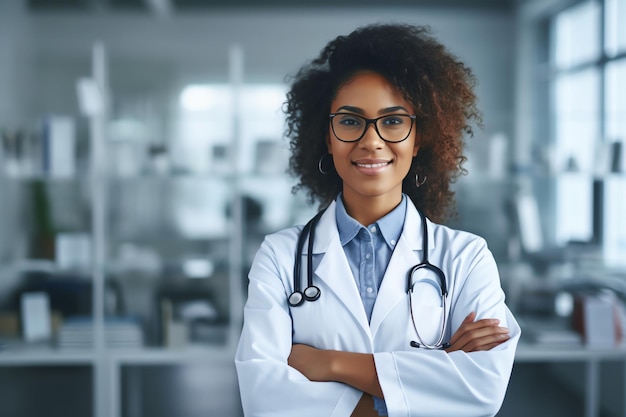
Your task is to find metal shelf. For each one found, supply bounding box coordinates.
[110,346,234,365]
[0,348,96,366]
[0,345,234,367]
[515,341,626,362]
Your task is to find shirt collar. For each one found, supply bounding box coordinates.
[335,193,407,249]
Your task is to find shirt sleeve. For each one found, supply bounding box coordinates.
[373,396,388,415]
[235,233,362,417]
[374,238,521,417]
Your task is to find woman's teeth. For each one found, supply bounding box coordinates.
[355,162,389,168]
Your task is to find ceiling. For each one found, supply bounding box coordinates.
[26,0,518,13]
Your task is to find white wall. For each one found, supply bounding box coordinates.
[0,0,30,275]
[9,8,515,140]
[0,0,30,125]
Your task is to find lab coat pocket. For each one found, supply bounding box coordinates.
[289,294,364,351]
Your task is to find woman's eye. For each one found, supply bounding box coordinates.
[338,116,362,126]
[381,116,404,126]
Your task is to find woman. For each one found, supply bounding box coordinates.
[235,23,520,417]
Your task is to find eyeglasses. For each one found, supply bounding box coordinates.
[329,113,416,143]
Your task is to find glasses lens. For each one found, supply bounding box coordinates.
[331,114,365,142]
[376,115,413,142]
[331,114,413,142]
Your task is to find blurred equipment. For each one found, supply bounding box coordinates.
[156,281,226,347]
[573,292,623,347]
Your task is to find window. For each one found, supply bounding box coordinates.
[553,69,600,174]
[551,2,601,246]
[553,1,601,69]
[605,59,626,147]
[605,0,626,56]
[550,0,626,266]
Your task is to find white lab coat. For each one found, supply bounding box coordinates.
[235,200,520,417]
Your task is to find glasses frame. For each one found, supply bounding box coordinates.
[329,112,417,143]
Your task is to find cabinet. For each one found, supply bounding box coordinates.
[0,42,310,417]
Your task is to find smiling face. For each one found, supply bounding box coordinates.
[327,71,419,219]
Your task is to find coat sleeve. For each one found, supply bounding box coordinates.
[235,231,361,417]
[374,237,521,417]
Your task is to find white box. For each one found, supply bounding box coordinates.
[585,297,617,347]
[20,292,52,342]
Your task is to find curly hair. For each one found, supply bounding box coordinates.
[284,23,482,223]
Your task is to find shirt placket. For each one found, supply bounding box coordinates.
[359,226,377,321]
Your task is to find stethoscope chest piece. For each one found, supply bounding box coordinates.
[303,285,321,301]
[288,285,321,307]
[288,291,304,307]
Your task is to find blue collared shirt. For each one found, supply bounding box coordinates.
[335,193,407,416]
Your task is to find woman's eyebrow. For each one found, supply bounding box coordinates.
[334,105,411,115]
[379,106,410,114]
[335,105,364,114]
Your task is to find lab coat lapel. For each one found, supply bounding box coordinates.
[311,203,371,339]
[370,204,434,338]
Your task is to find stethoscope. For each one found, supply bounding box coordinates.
[287,208,450,350]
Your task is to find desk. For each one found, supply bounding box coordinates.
[515,341,626,417]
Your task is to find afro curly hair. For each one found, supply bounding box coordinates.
[284,23,482,223]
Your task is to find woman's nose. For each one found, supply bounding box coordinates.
[359,123,385,149]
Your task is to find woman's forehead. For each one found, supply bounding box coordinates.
[331,71,413,113]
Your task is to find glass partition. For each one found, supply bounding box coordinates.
[605,0,626,57]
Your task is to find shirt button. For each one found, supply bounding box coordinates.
[370,226,377,233]
[365,253,371,259]
[391,239,396,246]
[366,287,373,293]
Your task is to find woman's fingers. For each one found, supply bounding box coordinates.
[447,311,476,345]
[455,329,510,352]
[447,314,510,353]
[449,313,496,346]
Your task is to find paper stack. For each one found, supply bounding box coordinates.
[57,316,144,349]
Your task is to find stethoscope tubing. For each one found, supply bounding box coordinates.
[289,210,324,307]
[288,206,450,349]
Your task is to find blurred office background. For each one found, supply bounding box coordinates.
[0,0,625,416]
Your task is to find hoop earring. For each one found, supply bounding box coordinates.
[318,153,334,175]
[415,173,427,188]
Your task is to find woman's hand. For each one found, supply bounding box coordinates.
[446,311,510,353]
[289,344,384,398]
